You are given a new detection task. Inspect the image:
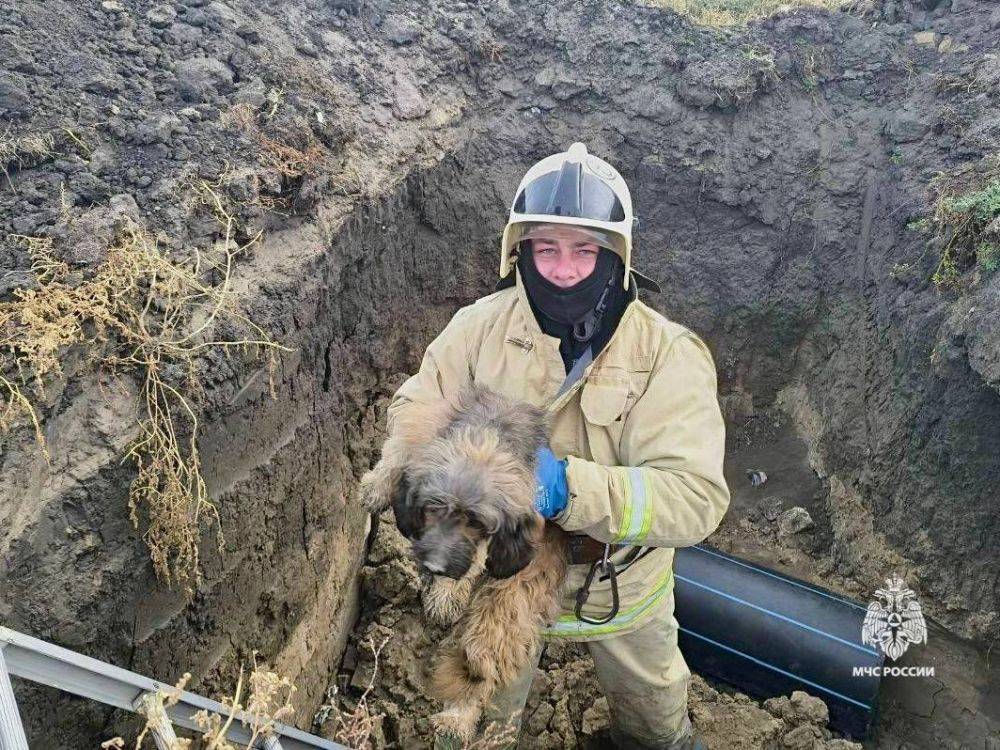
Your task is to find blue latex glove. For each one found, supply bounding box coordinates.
[534,446,569,519]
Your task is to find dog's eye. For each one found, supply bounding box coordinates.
[466,515,487,532]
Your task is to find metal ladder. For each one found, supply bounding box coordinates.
[0,626,349,750]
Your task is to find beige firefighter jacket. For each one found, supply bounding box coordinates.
[386,267,730,641]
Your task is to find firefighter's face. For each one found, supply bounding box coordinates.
[530,227,600,288]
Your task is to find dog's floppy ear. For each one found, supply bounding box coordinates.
[392,473,423,539]
[486,514,538,579]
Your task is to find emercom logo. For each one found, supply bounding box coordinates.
[852,575,935,678]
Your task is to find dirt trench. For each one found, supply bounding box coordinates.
[1,0,999,747]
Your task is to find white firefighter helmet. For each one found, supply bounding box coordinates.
[500,142,636,290]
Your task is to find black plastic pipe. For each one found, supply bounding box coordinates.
[673,544,884,739]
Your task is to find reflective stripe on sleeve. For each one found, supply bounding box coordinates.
[613,467,652,545]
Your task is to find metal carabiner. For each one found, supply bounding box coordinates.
[574,543,621,625]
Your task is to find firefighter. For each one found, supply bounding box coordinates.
[389,142,729,749]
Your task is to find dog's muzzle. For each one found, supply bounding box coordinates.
[412,527,477,580]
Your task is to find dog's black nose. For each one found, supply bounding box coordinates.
[421,560,446,575]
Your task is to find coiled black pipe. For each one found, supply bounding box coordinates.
[673,544,884,739]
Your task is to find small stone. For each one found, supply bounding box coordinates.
[11,216,39,235]
[788,690,829,724]
[370,105,392,127]
[581,697,609,735]
[781,724,822,749]
[761,496,785,522]
[887,106,930,143]
[778,507,814,537]
[236,23,261,43]
[383,14,421,45]
[258,168,282,195]
[295,38,319,58]
[526,701,554,735]
[134,113,181,145]
[101,0,124,11]
[549,696,576,744]
[0,78,32,118]
[87,146,115,176]
[174,57,234,102]
[913,31,938,46]
[57,195,140,266]
[147,4,177,28]
[937,36,953,53]
[349,661,374,691]
[184,8,208,26]
[534,66,557,87]
[689,704,714,725]
[392,73,428,119]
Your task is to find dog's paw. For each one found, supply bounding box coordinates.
[431,703,481,745]
[358,468,391,512]
[423,578,469,626]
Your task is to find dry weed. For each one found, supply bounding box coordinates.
[314,634,519,750]
[477,38,507,64]
[935,55,1000,96]
[0,186,291,595]
[225,100,325,180]
[191,652,297,750]
[0,127,56,188]
[644,0,849,26]
[315,635,389,749]
[104,654,297,750]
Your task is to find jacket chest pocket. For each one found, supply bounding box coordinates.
[580,377,631,426]
[578,354,653,456]
[579,375,635,460]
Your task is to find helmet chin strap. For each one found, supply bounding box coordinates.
[571,271,617,343]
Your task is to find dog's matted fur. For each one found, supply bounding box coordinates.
[360,384,569,740]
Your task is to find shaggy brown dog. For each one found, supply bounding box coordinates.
[360,384,569,741]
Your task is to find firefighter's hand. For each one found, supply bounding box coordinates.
[533,446,568,519]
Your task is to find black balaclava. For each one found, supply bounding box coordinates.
[517,243,629,373]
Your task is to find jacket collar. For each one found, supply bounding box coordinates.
[509,267,641,367]
[513,266,550,341]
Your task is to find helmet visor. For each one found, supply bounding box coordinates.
[508,221,627,259]
[512,161,626,222]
